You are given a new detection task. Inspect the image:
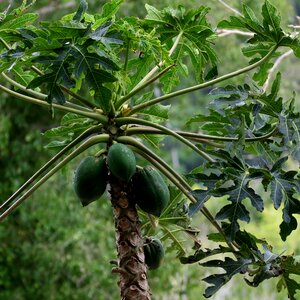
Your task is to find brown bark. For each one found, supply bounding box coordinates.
[109,175,151,300]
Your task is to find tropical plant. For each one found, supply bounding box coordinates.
[1,0,300,299]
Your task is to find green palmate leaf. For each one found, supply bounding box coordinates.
[101,0,124,20]
[139,103,170,120]
[210,161,264,240]
[40,20,88,39]
[269,157,295,209]
[0,13,38,31]
[159,66,180,94]
[45,113,95,138]
[127,56,154,90]
[278,111,300,161]
[245,246,282,287]
[61,113,86,126]
[210,84,250,108]
[186,109,231,127]
[202,257,252,298]
[256,157,300,240]
[132,91,171,120]
[277,276,300,300]
[291,144,300,161]
[242,43,272,58]
[279,36,300,58]
[219,1,283,43]
[43,121,94,139]
[252,59,275,86]
[27,34,119,108]
[89,20,123,46]
[215,170,264,216]
[261,0,281,41]
[10,66,34,86]
[277,256,300,300]
[73,0,88,22]
[27,37,62,53]
[140,134,165,150]
[27,72,70,104]
[28,48,75,104]
[279,193,300,241]
[187,172,221,217]
[268,71,281,103]
[180,245,233,264]
[218,1,289,85]
[44,140,71,150]
[144,4,164,24]
[145,4,217,83]
[281,255,300,276]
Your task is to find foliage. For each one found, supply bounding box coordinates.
[1,0,300,299]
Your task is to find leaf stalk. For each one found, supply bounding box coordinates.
[0,84,108,123]
[128,45,278,115]
[0,134,109,221]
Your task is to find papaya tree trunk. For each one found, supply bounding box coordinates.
[109,175,151,300]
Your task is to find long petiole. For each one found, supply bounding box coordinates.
[131,31,184,92]
[0,134,110,221]
[1,72,93,112]
[60,85,97,109]
[128,45,278,115]
[115,64,175,110]
[126,125,277,143]
[1,39,95,110]
[0,124,103,212]
[0,84,108,123]
[116,117,215,162]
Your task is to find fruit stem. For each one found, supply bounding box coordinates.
[161,225,186,254]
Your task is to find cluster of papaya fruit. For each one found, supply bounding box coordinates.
[72,143,167,269]
[73,143,170,216]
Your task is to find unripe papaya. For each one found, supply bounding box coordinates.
[133,166,169,217]
[107,143,136,182]
[73,156,107,206]
[143,237,165,270]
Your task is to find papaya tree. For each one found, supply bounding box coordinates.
[1,0,300,299]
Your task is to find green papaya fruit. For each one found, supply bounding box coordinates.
[143,237,165,270]
[133,166,169,217]
[73,156,107,206]
[107,143,136,182]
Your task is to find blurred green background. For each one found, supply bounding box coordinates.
[1,1,300,299]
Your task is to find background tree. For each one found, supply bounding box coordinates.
[1,0,300,299]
